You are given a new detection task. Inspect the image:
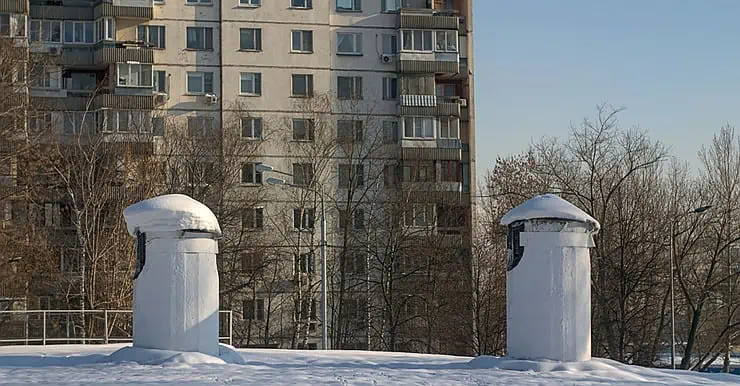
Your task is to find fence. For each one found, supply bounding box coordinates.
[0,310,233,346]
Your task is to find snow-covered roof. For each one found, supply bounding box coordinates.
[500,194,600,231]
[123,194,222,236]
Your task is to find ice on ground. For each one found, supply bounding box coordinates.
[123,194,222,236]
[501,194,601,230]
[0,344,737,385]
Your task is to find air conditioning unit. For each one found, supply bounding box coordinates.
[153,92,168,106]
[47,46,63,56]
[381,54,395,64]
[456,98,467,107]
[205,93,218,105]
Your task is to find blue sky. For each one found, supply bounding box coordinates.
[474,0,740,175]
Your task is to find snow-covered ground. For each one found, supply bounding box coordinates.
[0,344,737,385]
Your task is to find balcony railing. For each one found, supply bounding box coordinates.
[95,0,153,19]
[94,40,154,65]
[0,0,28,13]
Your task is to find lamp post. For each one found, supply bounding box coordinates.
[257,164,329,350]
[669,204,712,369]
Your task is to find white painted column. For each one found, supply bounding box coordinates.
[501,195,599,362]
[124,194,222,356]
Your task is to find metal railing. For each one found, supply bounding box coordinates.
[0,310,233,346]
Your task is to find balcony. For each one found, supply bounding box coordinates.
[30,4,94,20]
[93,92,153,110]
[399,52,459,74]
[399,8,459,30]
[94,0,153,20]
[400,145,462,161]
[0,0,28,13]
[400,95,461,117]
[94,41,153,66]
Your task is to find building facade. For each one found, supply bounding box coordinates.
[0,0,475,355]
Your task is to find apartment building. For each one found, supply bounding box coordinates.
[0,0,475,354]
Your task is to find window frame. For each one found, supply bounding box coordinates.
[291,30,313,53]
[401,29,433,52]
[29,19,62,43]
[186,26,214,50]
[292,118,315,141]
[381,33,398,54]
[337,120,363,143]
[242,207,265,229]
[435,30,458,53]
[187,116,215,137]
[95,18,115,42]
[290,0,313,9]
[241,162,264,185]
[239,72,262,96]
[153,70,167,93]
[0,14,27,38]
[293,208,315,230]
[292,163,314,186]
[291,74,314,97]
[438,117,460,139]
[137,25,166,49]
[239,27,262,51]
[336,32,362,55]
[239,0,262,6]
[382,77,398,100]
[336,0,361,12]
[337,76,362,100]
[186,71,214,94]
[116,63,153,88]
[240,117,263,139]
[403,116,435,139]
[185,0,213,5]
[381,0,400,12]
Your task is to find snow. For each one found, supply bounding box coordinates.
[123,194,222,236]
[500,194,601,231]
[0,344,736,385]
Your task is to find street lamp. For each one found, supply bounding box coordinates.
[260,164,329,351]
[669,204,712,369]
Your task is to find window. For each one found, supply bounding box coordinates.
[292,163,313,186]
[239,72,262,95]
[239,28,261,51]
[381,0,400,12]
[291,74,313,97]
[290,0,312,9]
[239,0,261,5]
[294,299,317,321]
[435,83,457,98]
[63,112,94,135]
[31,66,61,89]
[337,76,362,99]
[337,120,363,143]
[336,32,362,55]
[338,209,365,229]
[152,116,165,136]
[29,20,61,43]
[383,164,401,187]
[403,117,435,139]
[244,299,265,321]
[291,30,313,52]
[187,71,214,94]
[382,77,398,100]
[186,27,213,50]
[338,164,364,188]
[383,120,399,143]
[186,0,213,4]
[337,0,361,11]
[100,110,152,133]
[382,33,398,54]
[440,161,461,182]
[241,117,262,139]
[187,162,216,185]
[28,112,53,134]
[241,163,263,184]
[137,25,165,49]
[95,18,115,42]
[0,14,26,37]
[242,207,264,229]
[439,117,459,139]
[241,252,264,273]
[404,204,435,227]
[403,162,434,183]
[63,21,93,44]
[293,208,315,230]
[401,30,433,52]
[153,70,167,93]
[292,119,314,141]
[117,63,153,87]
[187,116,215,136]
[435,30,458,52]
